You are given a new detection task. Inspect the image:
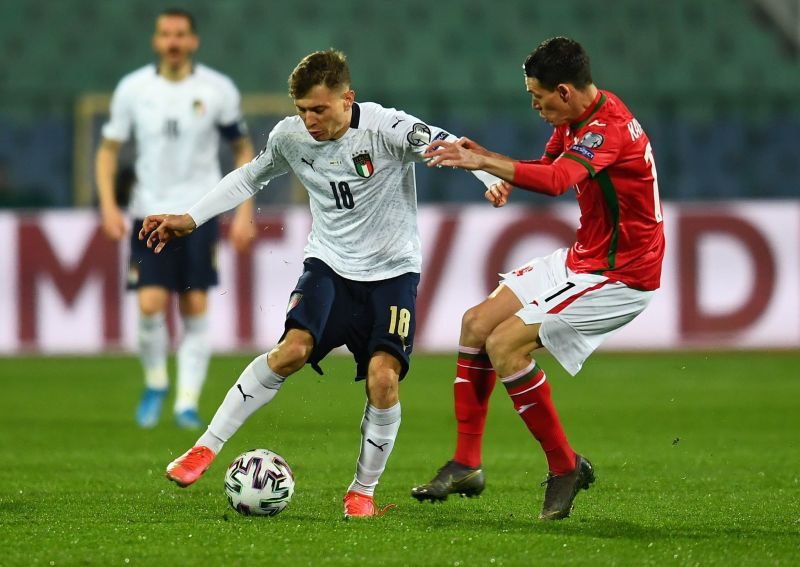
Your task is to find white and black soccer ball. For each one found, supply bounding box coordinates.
[224,448,295,516]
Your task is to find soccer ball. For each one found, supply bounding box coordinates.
[224,448,295,516]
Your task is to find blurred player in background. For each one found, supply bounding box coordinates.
[94,8,255,430]
[140,49,501,518]
[412,37,665,521]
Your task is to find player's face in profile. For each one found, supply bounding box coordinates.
[294,85,355,141]
[526,77,571,126]
[152,15,198,69]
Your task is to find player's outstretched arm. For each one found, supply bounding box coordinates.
[456,137,513,162]
[425,140,516,182]
[427,139,588,197]
[139,213,197,254]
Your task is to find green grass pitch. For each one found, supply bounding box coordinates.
[1,351,798,565]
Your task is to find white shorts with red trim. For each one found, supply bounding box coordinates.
[500,248,654,376]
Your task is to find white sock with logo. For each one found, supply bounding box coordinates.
[197,353,285,454]
[138,312,168,390]
[348,403,401,497]
[175,313,210,413]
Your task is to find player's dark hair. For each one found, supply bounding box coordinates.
[523,37,593,90]
[158,8,197,33]
[288,49,351,99]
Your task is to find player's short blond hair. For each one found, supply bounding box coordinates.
[288,49,351,99]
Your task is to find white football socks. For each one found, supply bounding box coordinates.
[175,313,210,413]
[197,353,285,454]
[348,402,401,497]
[138,312,168,391]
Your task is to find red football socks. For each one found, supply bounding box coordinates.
[452,347,496,468]
[501,361,576,475]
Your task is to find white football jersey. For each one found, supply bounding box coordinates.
[188,102,498,281]
[102,63,246,218]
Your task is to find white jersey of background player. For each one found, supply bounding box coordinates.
[142,49,499,519]
[187,101,496,279]
[103,62,246,218]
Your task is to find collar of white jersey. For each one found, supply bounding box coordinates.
[350,102,361,129]
[153,62,196,76]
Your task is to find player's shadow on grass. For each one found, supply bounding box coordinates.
[546,518,800,540]
[0,499,28,514]
[216,507,799,541]
[433,515,798,540]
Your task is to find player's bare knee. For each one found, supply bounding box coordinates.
[461,306,492,345]
[367,374,399,407]
[138,288,169,316]
[366,354,400,407]
[269,336,313,376]
[484,329,514,365]
[178,291,208,316]
[268,346,307,376]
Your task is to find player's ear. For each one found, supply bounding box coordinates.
[556,84,570,102]
[342,89,355,110]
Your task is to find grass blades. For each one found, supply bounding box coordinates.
[1,352,798,565]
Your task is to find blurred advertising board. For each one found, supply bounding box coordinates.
[1,202,798,354]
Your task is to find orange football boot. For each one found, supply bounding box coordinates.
[165,446,216,487]
[342,490,396,519]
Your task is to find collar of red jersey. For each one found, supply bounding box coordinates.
[571,90,606,132]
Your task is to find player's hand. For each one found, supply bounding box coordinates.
[139,213,197,254]
[485,180,513,207]
[228,207,256,253]
[100,205,128,241]
[455,136,491,156]
[424,140,484,170]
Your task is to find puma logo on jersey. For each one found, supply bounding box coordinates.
[301,157,315,171]
[587,120,606,127]
[392,117,405,129]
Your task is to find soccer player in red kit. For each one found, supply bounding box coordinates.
[411,37,665,520]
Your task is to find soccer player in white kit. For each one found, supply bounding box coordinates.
[95,9,255,430]
[140,49,501,518]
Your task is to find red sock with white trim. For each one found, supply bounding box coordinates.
[453,347,496,468]
[501,361,576,475]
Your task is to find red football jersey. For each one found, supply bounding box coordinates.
[514,90,665,290]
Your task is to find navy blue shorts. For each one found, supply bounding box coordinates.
[284,257,420,381]
[128,218,219,292]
